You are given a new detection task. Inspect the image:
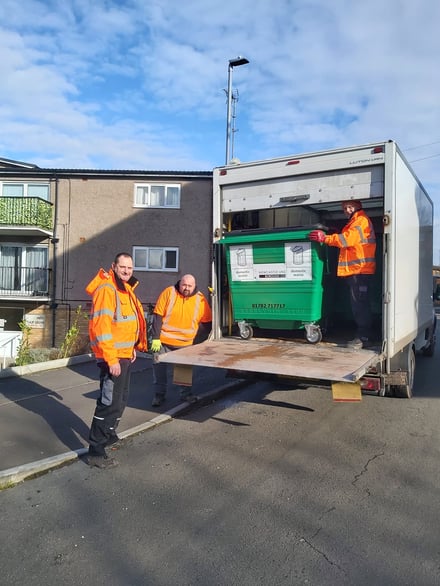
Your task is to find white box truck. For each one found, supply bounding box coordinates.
[161,140,436,398]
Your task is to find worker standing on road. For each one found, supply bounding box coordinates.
[86,252,147,469]
[309,200,376,349]
[150,274,212,407]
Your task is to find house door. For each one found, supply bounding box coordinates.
[0,306,25,331]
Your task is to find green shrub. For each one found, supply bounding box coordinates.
[28,348,58,363]
[15,321,32,366]
[58,305,89,359]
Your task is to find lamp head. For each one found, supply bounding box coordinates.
[229,56,249,67]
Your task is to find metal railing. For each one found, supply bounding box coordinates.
[0,266,50,296]
[0,332,22,369]
[0,197,54,231]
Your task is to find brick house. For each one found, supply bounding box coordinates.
[0,157,213,358]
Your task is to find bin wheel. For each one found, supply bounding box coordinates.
[305,325,322,344]
[239,324,254,340]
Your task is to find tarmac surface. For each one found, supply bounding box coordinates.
[0,354,247,488]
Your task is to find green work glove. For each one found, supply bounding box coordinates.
[151,339,162,352]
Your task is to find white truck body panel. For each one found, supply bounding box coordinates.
[161,141,434,394]
[385,150,433,358]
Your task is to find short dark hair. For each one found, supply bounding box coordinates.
[114,252,133,264]
[342,200,362,210]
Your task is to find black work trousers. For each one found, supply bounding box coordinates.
[88,359,132,457]
[346,273,373,340]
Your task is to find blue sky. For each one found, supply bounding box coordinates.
[2,0,440,255]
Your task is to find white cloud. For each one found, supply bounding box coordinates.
[0,0,439,219]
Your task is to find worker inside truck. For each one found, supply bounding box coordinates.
[309,199,377,349]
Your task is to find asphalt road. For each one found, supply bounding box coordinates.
[1,348,440,585]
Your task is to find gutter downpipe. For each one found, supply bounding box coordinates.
[50,175,59,347]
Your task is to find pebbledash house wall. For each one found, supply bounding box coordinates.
[0,163,213,350]
[54,171,214,348]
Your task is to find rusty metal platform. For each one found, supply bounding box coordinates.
[159,337,381,383]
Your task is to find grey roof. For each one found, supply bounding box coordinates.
[43,168,212,177]
[0,156,212,178]
[0,157,39,169]
[0,164,212,179]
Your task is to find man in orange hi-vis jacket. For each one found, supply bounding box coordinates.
[309,200,376,349]
[150,274,212,407]
[85,252,147,468]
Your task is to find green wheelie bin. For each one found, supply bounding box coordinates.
[220,226,327,343]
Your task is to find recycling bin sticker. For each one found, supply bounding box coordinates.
[229,242,312,281]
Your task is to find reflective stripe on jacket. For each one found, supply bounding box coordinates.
[154,285,212,347]
[86,268,147,366]
[324,209,376,277]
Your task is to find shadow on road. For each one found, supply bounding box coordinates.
[0,378,90,461]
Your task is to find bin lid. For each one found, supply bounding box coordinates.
[219,224,328,244]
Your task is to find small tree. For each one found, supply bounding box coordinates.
[58,305,89,359]
[15,320,32,366]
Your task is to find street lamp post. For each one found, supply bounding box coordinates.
[225,56,249,165]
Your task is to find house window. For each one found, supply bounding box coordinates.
[0,245,49,294]
[133,246,179,272]
[134,183,180,208]
[1,182,50,200]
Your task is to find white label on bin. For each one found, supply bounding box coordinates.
[230,244,254,281]
[229,241,312,281]
[285,242,312,280]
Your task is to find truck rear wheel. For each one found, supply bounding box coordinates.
[392,345,415,399]
[422,335,436,357]
[422,320,436,357]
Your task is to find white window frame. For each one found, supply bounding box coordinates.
[1,182,50,200]
[133,183,181,209]
[133,246,179,272]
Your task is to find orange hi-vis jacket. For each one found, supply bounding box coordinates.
[154,285,212,347]
[86,268,147,366]
[324,209,376,277]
